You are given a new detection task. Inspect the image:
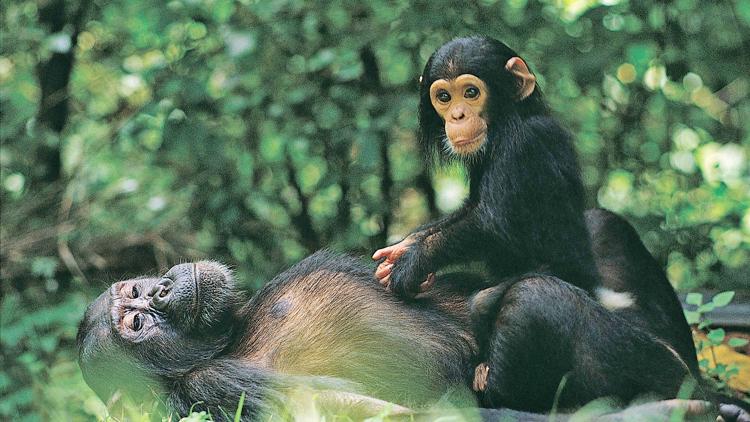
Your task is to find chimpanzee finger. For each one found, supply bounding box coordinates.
[372,245,397,261]
[375,263,393,279]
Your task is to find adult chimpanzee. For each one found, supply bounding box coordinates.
[78,249,746,420]
[373,36,600,298]
[78,252,483,420]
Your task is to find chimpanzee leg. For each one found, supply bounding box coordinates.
[472,275,690,413]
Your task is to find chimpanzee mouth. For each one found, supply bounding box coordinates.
[454,133,483,146]
[452,132,486,153]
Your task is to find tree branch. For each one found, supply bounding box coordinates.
[285,154,321,251]
[35,0,93,182]
[360,46,393,247]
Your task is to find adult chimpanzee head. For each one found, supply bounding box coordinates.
[418,36,546,159]
[77,261,243,403]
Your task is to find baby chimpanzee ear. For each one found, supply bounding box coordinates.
[504,57,536,101]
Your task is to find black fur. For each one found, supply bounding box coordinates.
[386,35,600,298]
[473,274,690,411]
[586,208,700,378]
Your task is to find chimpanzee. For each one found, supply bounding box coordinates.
[371,36,748,415]
[373,36,600,298]
[77,252,481,420]
[78,247,748,420]
[370,33,648,402]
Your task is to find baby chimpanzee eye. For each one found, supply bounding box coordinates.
[131,285,140,298]
[437,90,451,103]
[464,86,480,98]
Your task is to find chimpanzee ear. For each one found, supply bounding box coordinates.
[504,57,536,101]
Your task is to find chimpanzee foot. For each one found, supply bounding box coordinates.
[473,362,490,392]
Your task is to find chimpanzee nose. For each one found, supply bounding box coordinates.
[451,107,466,120]
[149,278,173,309]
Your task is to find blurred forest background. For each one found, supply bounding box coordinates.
[1,0,749,420]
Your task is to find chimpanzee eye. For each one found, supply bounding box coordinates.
[436,90,451,103]
[132,313,143,331]
[465,86,480,99]
[131,285,140,298]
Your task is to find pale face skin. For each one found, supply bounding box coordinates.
[429,74,489,156]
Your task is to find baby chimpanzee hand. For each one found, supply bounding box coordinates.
[373,236,434,297]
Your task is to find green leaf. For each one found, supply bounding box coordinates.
[711,291,735,307]
[697,303,715,313]
[31,257,58,279]
[728,338,749,348]
[685,292,703,306]
[707,328,726,344]
[684,310,700,325]
[737,0,750,25]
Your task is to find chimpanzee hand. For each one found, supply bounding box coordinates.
[373,236,417,285]
[372,236,434,297]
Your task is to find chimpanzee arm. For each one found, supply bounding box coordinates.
[168,359,286,420]
[386,204,500,297]
[387,117,595,297]
[373,203,477,286]
[169,359,411,421]
[413,202,476,236]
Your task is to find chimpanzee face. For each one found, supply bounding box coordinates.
[418,36,537,161]
[109,276,163,343]
[77,261,241,401]
[109,262,234,342]
[429,74,490,155]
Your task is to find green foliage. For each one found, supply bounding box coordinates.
[684,291,737,325]
[0,0,748,419]
[181,411,213,422]
[686,291,746,391]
